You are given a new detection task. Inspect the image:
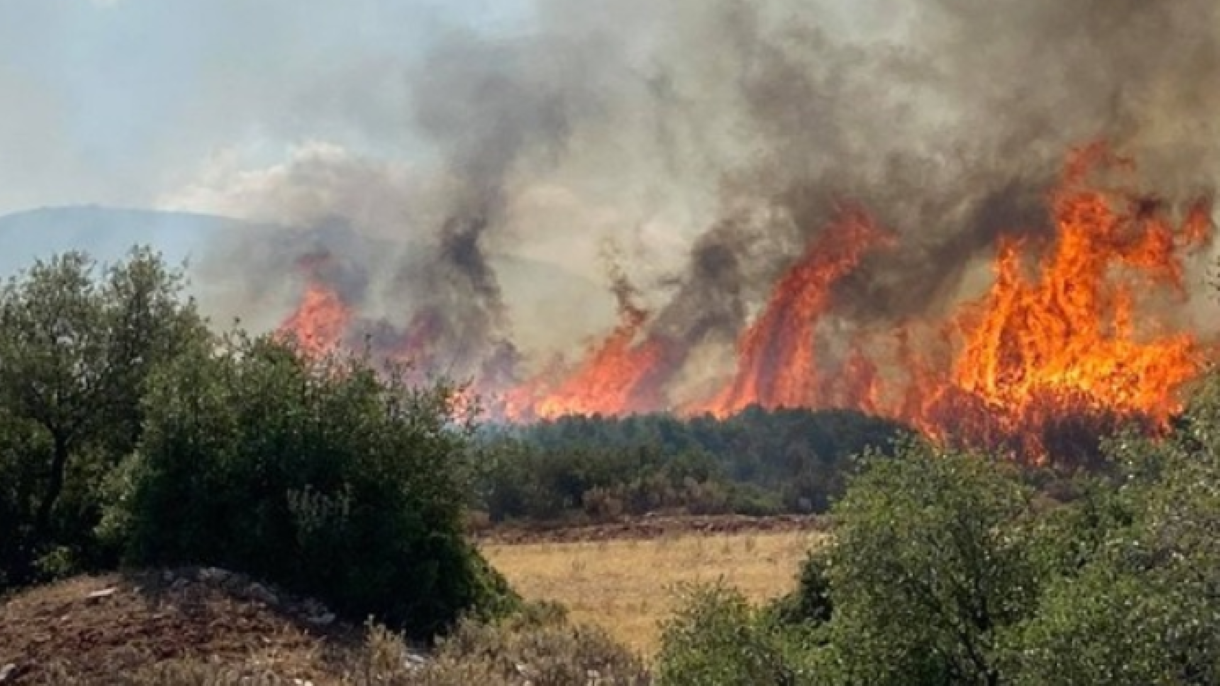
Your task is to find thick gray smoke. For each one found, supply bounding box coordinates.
[388,33,609,373]
[201,0,1220,391]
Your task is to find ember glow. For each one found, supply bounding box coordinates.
[277,144,1216,459]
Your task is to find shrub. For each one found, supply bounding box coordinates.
[655,583,804,686]
[825,442,1038,686]
[354,614,649,686]
[0,249,207,588]
[112,335,515,638]
[766,549,833,627]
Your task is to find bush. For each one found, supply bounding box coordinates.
[111,335,515,638]
[656,582,813,686]
[766,549,832,627]
[825,442,1038,686]
[354,613,649,686]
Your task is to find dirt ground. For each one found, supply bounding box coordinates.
[0,567,360,684]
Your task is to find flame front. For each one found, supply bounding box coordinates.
[701,207,894,416]
[909,144,1212,455]
[503,289,667,421]
[276,144,1216,460]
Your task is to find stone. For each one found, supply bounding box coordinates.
[0,663,15,682]
[246,582,278,605]
[85,587,117,600]
[198,567,231,583]
[306,612,336,627]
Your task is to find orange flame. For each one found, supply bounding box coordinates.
[701,207,895,416]
[504,293,667,421]
[277,255,352,358]
[909,143,1212,456]
[274,143,1216,461]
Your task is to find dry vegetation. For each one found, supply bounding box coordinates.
[0,567,649,685]
[481,527,826,655]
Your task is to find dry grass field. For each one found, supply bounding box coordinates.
[480,527,826,656]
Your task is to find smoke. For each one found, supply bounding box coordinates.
[187,0,1219,392]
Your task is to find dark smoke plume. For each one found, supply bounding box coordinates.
[204,0,1220,395]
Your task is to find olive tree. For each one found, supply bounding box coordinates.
[0,248,206,585]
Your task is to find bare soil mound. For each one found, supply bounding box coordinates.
[0,567,360,685]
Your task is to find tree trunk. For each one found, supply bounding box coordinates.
[33,432,70,544]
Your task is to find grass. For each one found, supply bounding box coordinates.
[480,529,825,656]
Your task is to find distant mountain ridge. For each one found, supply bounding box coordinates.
[0,205,285,276]
[0,206,612,343]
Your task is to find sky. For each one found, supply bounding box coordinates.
[0,0,533,216]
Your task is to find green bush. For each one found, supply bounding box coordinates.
[112,334,516,638]
[656,582,815,686]
[766,549,832,627]
[654,377,1220,685]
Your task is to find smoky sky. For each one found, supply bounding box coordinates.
[188,0,1219,381]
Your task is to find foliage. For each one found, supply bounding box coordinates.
[825,442,1038,685]
[476,407,908,523]
[655,582,808,686]
[766,548,833,627]
[111,334,515,638]
[1003,376,1220,685]
[655,373,1220,685]
[0,248,206,588]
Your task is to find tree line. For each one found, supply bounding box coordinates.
[472,408,909,523]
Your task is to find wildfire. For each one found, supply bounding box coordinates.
[910,143,1212,456]
[276,143,1216,461]
[277,254,352,358]
[503,279,667,421]
[701,207,894,416]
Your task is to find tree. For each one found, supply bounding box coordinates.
[1006,376,1220,685]
[114,334,516,637]
[825,442,1038,686]
[0,248,206,585]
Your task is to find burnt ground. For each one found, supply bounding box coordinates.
[0,567,363,685]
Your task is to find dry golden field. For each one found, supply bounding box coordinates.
[480,527,826,656]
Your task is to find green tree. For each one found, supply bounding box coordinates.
[1007,377,1220,685]
[825,442,1038,686]
[114,334,515,637]
[657,583,805,686]
[0,248,205,585]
